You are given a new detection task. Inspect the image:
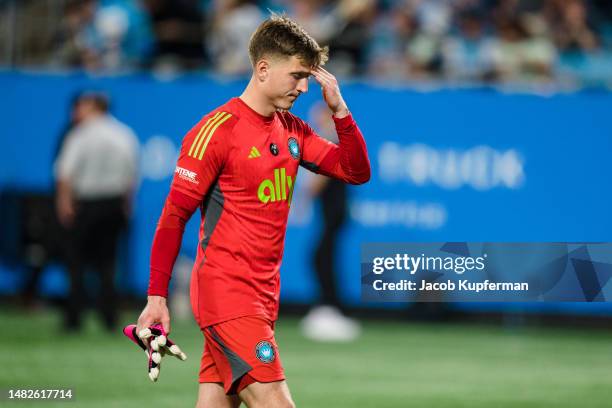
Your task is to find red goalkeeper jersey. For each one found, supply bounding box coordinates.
[148,97,370,327]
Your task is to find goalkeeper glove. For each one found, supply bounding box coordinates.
[123,323,187,382]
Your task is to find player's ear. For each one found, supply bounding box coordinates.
[255,59,270,83]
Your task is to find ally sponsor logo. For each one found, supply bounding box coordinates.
[258,168,294,205]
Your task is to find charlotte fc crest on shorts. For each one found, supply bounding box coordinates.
[287,138,300,160]
[255,340,275,363]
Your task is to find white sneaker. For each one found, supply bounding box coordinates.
[300,305,361,342]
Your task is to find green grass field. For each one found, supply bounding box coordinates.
[2,308,612,407]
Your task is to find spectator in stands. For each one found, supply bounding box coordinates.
[53,0,153,71]
[144,0,205,72]
[207,0,263,75]
[442,9,490,82]
[53,0,98,68]
[405,28,444,79]
[481,16,556,83]
[367,3,418,80]
[326,0,377,77]
[546,0,599,54]
[287,0,335,44]
[2,0,608,84]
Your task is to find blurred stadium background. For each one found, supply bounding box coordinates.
[1,0,612,407]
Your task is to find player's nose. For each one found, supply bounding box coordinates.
[296,77,308,94]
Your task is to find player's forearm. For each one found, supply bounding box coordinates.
[322,114,371,184]
[148,189,200,297]
[148,224,184,297]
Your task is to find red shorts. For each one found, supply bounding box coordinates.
[199,315,285,394]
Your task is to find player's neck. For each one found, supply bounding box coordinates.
[240,79,276,118]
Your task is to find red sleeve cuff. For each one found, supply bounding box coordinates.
[332,113,355,131]
[147,291,168,298]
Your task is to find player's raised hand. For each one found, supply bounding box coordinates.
[312,67,350,118]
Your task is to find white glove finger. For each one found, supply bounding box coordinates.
[138,328,153,340]
[151,338,159,352]
[165,338,187,360]
[157,335,167,347]
[149,366,160,382]
[151,352,162,365]
[148,346,161,382]
[167,344,187,361]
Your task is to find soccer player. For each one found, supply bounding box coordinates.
[136,14,370,408]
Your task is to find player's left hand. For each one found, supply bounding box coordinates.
[123,323,187,382]
[312,67,350,118]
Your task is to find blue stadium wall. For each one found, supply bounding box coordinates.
[1,71,611,315]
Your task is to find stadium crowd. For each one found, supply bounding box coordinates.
[1,0,611,86]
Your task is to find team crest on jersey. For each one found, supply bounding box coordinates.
[288,138,300,160]
[255,340,275,363]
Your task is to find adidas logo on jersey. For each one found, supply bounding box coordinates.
[248,146,261,159]
[258,168,294,205]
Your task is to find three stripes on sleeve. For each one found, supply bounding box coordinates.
[188,112,232,160]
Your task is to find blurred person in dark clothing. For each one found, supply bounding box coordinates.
[144,0,207,71]
[55,93,139,331]
[19,94,84,308]
[545,0,599,53]
[300,102,360,342]
[326,0,378,77]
